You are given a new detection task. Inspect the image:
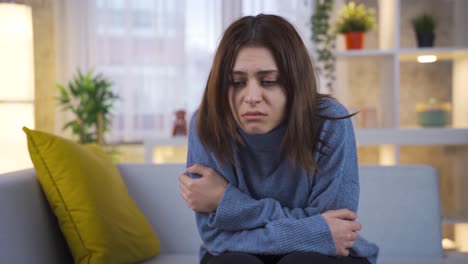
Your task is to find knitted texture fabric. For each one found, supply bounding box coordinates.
[186,98,379,264]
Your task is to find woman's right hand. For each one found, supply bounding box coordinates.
[321,209,362,257]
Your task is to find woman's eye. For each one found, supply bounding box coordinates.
[261,80,278,87]
[231,80,245,88]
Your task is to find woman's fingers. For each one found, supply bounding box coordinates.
[179,173,196,209]
[323,209,358,220]
[348,221,362,232]
[178,173,193,187]
[337,248,350,257]
[322,213,363,257]
[344,240,355,248]
[186,164,210,175]
[180,190,191,208]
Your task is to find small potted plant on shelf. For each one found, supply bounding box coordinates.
[335,1,376,50]
[411,12,436,47]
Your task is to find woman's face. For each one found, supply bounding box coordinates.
[229,46,287,135]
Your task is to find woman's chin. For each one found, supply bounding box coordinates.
[241,125,272,135]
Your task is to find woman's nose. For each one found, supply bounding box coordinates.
[244,82,262,105]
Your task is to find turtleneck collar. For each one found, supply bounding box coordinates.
[237,122,287,152]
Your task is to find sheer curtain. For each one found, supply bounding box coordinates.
[55,0,313,143]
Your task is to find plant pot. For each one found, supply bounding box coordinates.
[345,32,364,50]
[416,99,451,127]
[415,32,435,47]
[417,110,448,127]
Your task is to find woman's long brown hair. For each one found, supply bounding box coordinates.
[197,14,350,173]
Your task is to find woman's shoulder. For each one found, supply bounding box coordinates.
[189,110,199,125]
[317,96,350,118]
[315,96,355,149]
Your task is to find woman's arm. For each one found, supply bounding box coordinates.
[194,112,359,232]
[183,112,326,222]
[195,208,338,256]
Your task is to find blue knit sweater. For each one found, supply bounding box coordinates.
[186,98,379,264]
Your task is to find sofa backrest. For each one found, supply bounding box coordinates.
[118,163,201,255]
[120,164,444,258]
[0,164,200,264]
[358,165,443,258]
[0,164,443,263]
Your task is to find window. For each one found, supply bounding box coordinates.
[57,0,313,143]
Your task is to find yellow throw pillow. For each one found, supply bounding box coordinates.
[23,127,160,264]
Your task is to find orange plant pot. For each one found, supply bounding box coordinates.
[345,32,364,50]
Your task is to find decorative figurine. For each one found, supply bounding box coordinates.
[172,109,188,136]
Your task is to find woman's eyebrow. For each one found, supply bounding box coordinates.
[255,70,278,77]
[230,70,278,76]
[231,71,247,76]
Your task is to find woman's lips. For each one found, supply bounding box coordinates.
[242,111,266,121]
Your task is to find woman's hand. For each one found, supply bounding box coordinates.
[178,164,228,213]
[322,209,361,257]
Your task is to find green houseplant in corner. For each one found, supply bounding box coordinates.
[311,0,336,93]
[411,12,436,47]
[335,1,376,50]
[56,69,119,146]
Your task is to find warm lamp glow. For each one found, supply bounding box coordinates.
[153,146,188,163]
[0,105,34,172]
[455,223,468,252]
[0,3,35,173]
[379,145,396,165]
[0,3,34,100]
[417,55,437,63]
[442,238,457,251]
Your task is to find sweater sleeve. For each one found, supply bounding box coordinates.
[196,209,336,255]
[187,112,336,255]
[207,105,359,232]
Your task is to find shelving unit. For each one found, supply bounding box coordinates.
[334,0,468,164]
[333,0,468,249]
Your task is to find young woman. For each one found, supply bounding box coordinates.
[178,14,379,264]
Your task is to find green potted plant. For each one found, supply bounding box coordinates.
[335,1,377,50]
[411,13,436,47]
[311,0,336,92]
[56,69,119,146]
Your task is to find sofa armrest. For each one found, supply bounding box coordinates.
[0,169,72,264]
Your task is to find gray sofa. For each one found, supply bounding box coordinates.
[0,164,467,264]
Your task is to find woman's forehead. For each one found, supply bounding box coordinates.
[232,47,278,73]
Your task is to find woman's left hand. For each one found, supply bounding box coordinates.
[178,164,228,213]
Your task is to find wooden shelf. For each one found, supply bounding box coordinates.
[399,46,468,61]
[443,210,468,225]
[143,136,188,163]
[143,128,468,147]
[334,47,468,60]
[355,128,468,145]
[335,49,395,58]
[143,136,188,146]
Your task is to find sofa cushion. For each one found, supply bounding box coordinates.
[22,127,160,264]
